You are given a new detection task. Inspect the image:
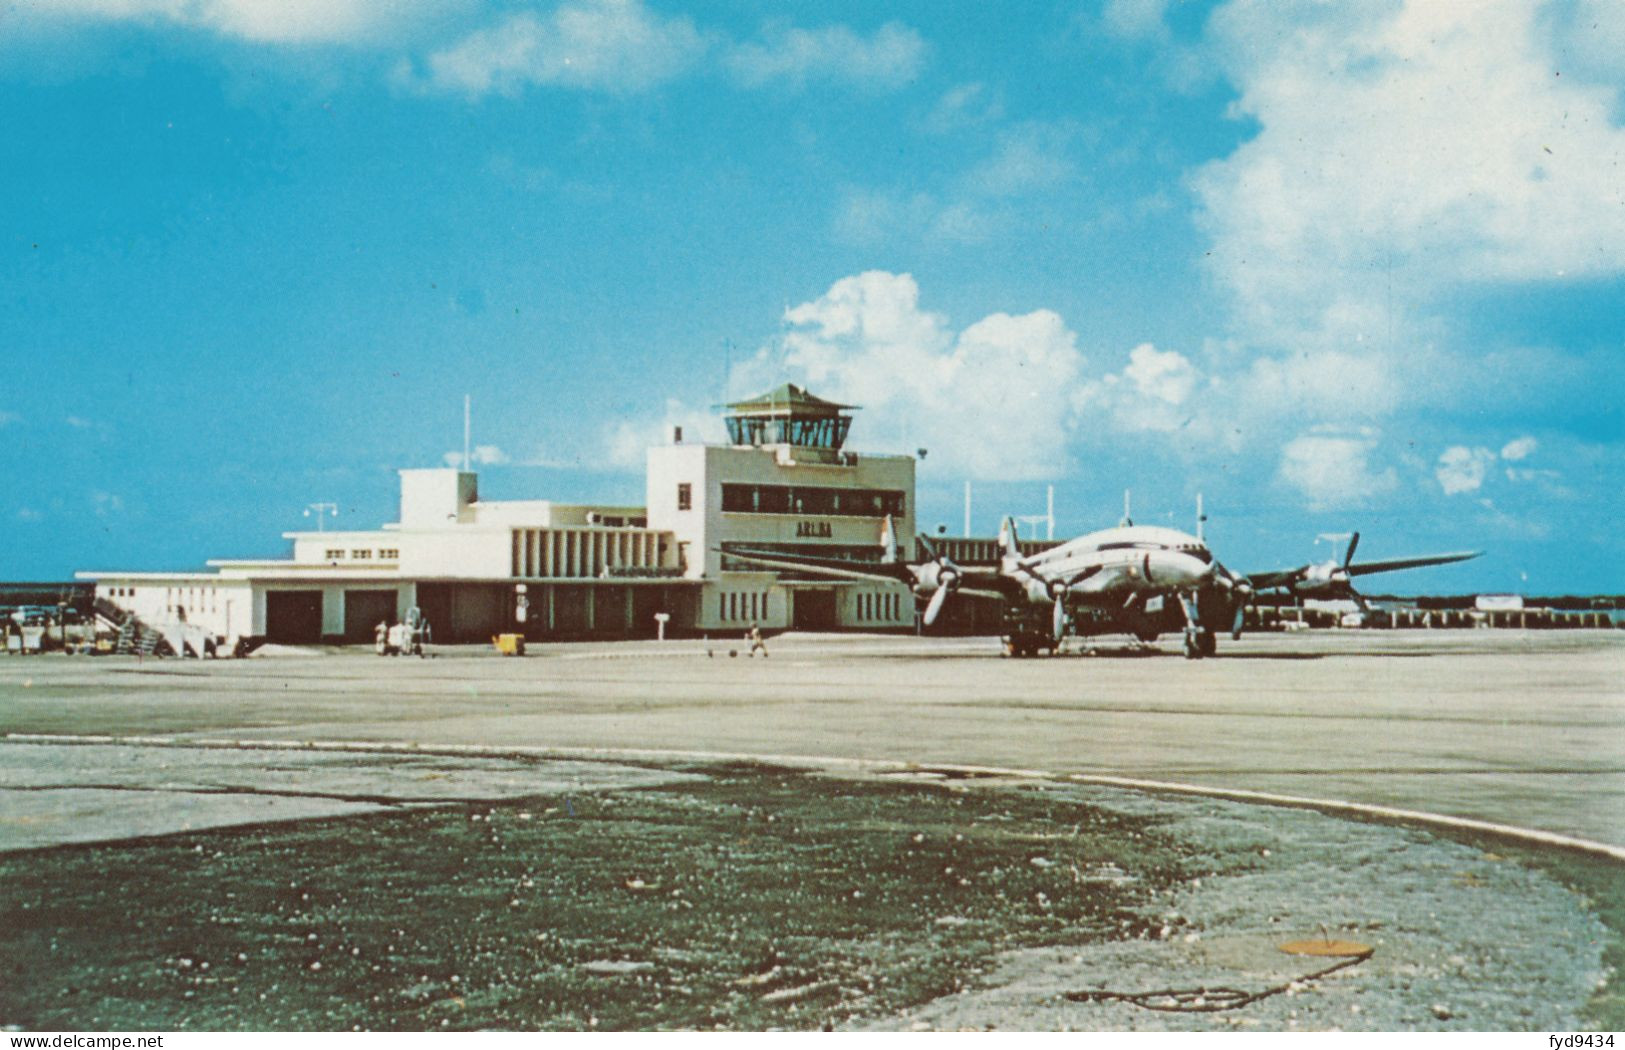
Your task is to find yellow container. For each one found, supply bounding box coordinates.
[493,633,526,656]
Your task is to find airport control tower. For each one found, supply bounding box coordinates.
[721,383,855,457]
[646,383,916,632]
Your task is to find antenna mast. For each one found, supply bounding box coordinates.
[462,394,471,472]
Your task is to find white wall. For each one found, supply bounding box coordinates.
[288,531,402,566]
[400,469,477,527]
[398,528,512,579]
[647,443,916,580]
[94,577,255,642]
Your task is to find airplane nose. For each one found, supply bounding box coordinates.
[1147,551,1212,585]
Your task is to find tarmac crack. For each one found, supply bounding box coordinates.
[1063,946,1375,1014]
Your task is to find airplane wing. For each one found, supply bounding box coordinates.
[1345,551,1482,577]
[719,547,913,584]
[1244,550,1482,590]
[718,547,1011,602]
[1243,566,1308,591]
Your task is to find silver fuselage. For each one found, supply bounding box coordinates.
[1011,524,1216,606]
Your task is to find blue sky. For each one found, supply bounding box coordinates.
[3,0,1621,593]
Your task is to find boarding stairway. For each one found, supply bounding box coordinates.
[95,598,215,657]
[97,599,164,656]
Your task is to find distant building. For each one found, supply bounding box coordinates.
[78,385,917,645]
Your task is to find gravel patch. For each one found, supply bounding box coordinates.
[864,784,1611,1031]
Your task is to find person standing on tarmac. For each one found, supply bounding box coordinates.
[747,622,768,658]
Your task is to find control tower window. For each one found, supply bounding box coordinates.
[722,384,858,451]
[677,483,692,511]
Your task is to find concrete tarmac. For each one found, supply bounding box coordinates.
[1,628,1621,852]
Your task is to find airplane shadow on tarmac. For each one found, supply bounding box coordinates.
[1064,646,1436,661]
[1063,644,1330,660]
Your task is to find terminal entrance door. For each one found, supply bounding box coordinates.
[792,588,838,631]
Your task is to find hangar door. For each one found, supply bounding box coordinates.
[343,589,398,642]
[264,590,323,644]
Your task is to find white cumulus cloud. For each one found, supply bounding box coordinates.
[1500,435,1538,461]
[605,398,719,471]
[727,271,1084,481]
[420,0,706,95]
[924,82,1003,133]
[1102,0,1171,40]
[441,444,510,467]
[725,20,925,90]
[1436,445,1498,495]
[832,188,999,246]
[1278,428,1398,510]
[16,0,466,45]
[1194,0,1625,344]
[1075,343,1202,434]
[963,121,1077,197]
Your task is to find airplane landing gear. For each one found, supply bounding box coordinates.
[1003,632,1056,658]
[1182,628,1216,659]
[1178,592,1215,660]
[1001,605,1059,658]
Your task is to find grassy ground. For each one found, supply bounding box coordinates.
[0,765,1191,1031]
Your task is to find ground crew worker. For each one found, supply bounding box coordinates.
[747,622,768,658]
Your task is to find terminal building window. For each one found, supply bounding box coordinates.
[677,483,692,511]
[325,549,344,560]
[721,483,903,518]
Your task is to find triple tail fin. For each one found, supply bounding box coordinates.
[999,516,1021,564]
[879,515,900,564]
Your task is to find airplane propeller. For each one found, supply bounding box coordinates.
[914,533,965,627]
[1339,532,1369,610]
[1213,563,1255,640]
[1040,566,1101,643]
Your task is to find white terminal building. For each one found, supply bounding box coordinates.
[79,385,919,646]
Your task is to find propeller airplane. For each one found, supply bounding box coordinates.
[719,498,1480,660]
